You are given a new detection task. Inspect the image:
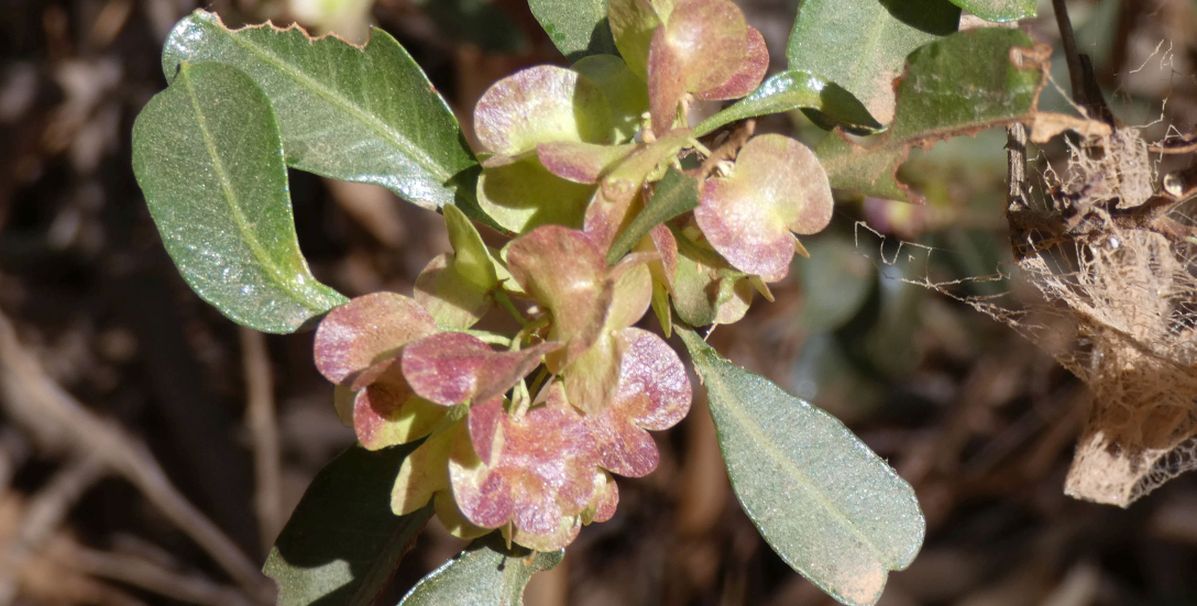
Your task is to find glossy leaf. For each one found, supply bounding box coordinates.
[163,11,476,210]
[529,0,617,59]
[132,61,345,334]
[696,134,832,282]
[678,328,925,606]
[786,0,960,125]
[949,0,1035,22]
[398,537,563,606]
[606,166,698,264]
[264,444,432,606]
[815,28,1047,202]
[694,70,880,137]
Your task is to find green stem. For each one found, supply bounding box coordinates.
[461,329,511,347]
[494,290,528,326]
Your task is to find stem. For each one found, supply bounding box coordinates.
[1051,0,1086,109]
[462,329,511,347]
[1051,0,1115,124]
[494,290,527,327]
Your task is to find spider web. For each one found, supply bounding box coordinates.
[854,127,1197,506]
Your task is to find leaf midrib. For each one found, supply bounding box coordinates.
[180,65,326,313]
[700,352,893,566]
[205,20,452,185]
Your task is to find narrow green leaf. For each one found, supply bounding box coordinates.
[815,27,1046,202]
[677,328,924,606]
[529,0,617,60]
[164,11,477,211]
[786,0,960,125]
[264,444,432,606]
[132,61,345,334]
[949,0,1035,22]
[695,70,880,137]
[398,536,563,606]
[606,167,697,264]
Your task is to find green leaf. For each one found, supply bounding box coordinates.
[264,444,433,606]
[816,27,1046,202]
[163,11,477,211]
[786,0,960,125]
[677,328,924,606]
[606,167,697,264]
[949,0,1035,22]
[132,61,345,334]
[694,70,880,136]
[398,536,563,606]
[529,0,617,60]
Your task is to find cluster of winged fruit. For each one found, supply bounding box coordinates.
[314,0,834,550]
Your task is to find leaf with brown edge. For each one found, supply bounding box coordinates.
[314,293,437,386]
[401,332,560,406]
[586,327,691,477]
[163,11,477,211]
[351,362,449,450]
[449,391,603,549]
[537,141,636,184]
[647,0,747,135]
[696,134,832,282]
[697,26,768,101]
[815,28,1048,203]
[785,0,960,126]
[474,65,615,161]
[505,226,612,364]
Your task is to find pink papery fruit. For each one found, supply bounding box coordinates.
[695,134,833,282]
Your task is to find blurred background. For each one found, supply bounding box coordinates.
[3,0,1197,604]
